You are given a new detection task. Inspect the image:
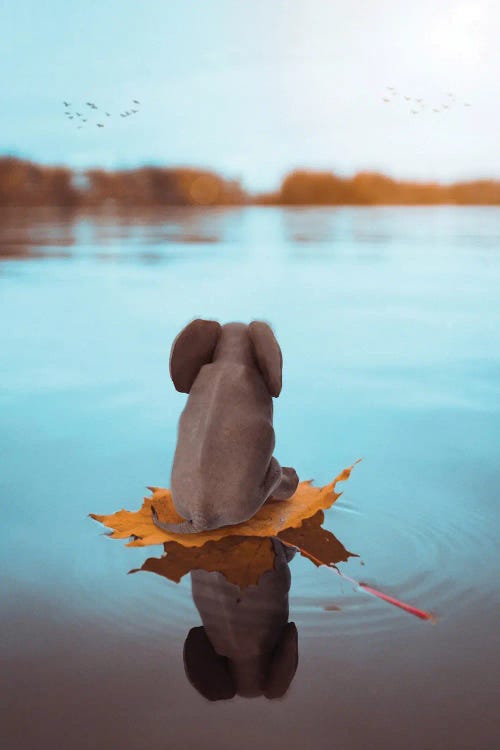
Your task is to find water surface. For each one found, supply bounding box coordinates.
[1,206,499,749]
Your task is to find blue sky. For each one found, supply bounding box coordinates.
[1,0,498,191]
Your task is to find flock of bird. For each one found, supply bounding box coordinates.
[381,87,471,114]
[62,99,141,129]
[62,87,472,129]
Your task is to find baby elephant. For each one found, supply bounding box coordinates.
[152,318,299,534]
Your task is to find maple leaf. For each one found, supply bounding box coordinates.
[130,536,277,587]
[90,460,360,548]
[278,510,357,567]
[91,461,436,620]
[129,511,358,587]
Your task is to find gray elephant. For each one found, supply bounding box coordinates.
[184,540,298,700]
[152,319,299,534]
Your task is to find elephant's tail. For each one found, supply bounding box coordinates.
[151,506,201,534]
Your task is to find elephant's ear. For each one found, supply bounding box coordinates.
[248,321,283,397]
[170,319,221,393]
[263,622,298,699]
[183,627,236,702]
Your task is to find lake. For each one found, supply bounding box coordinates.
[1,206,499,750]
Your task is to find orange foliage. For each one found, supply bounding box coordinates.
[2,157,499,207]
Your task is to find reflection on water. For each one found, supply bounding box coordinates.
[3,204,499,262]
[1,206,499,749]
[0,206,238,262]
[186,540,297,701]
[128,511,359,699]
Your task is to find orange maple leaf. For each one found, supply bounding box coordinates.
[130,536,277,587]
[90,460,360,548]
[129,511,357,587]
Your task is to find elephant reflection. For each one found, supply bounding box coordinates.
[184,539,298,700]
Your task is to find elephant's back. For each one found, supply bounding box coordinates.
[173,362,274,493]
[189,360,271,415]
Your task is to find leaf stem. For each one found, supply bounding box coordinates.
[279,539,436,623]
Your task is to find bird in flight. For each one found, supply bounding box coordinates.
[105,112,111,117]
[133,99,140,104]
[63,101,70,107]
[97,123,104,128]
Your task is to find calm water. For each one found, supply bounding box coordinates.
[1,206,499,749]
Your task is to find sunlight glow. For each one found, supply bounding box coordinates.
[428,3,485,63]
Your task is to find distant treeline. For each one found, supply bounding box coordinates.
[0,158,246,208]
[1,157,499,207]
[259,170,500,206]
